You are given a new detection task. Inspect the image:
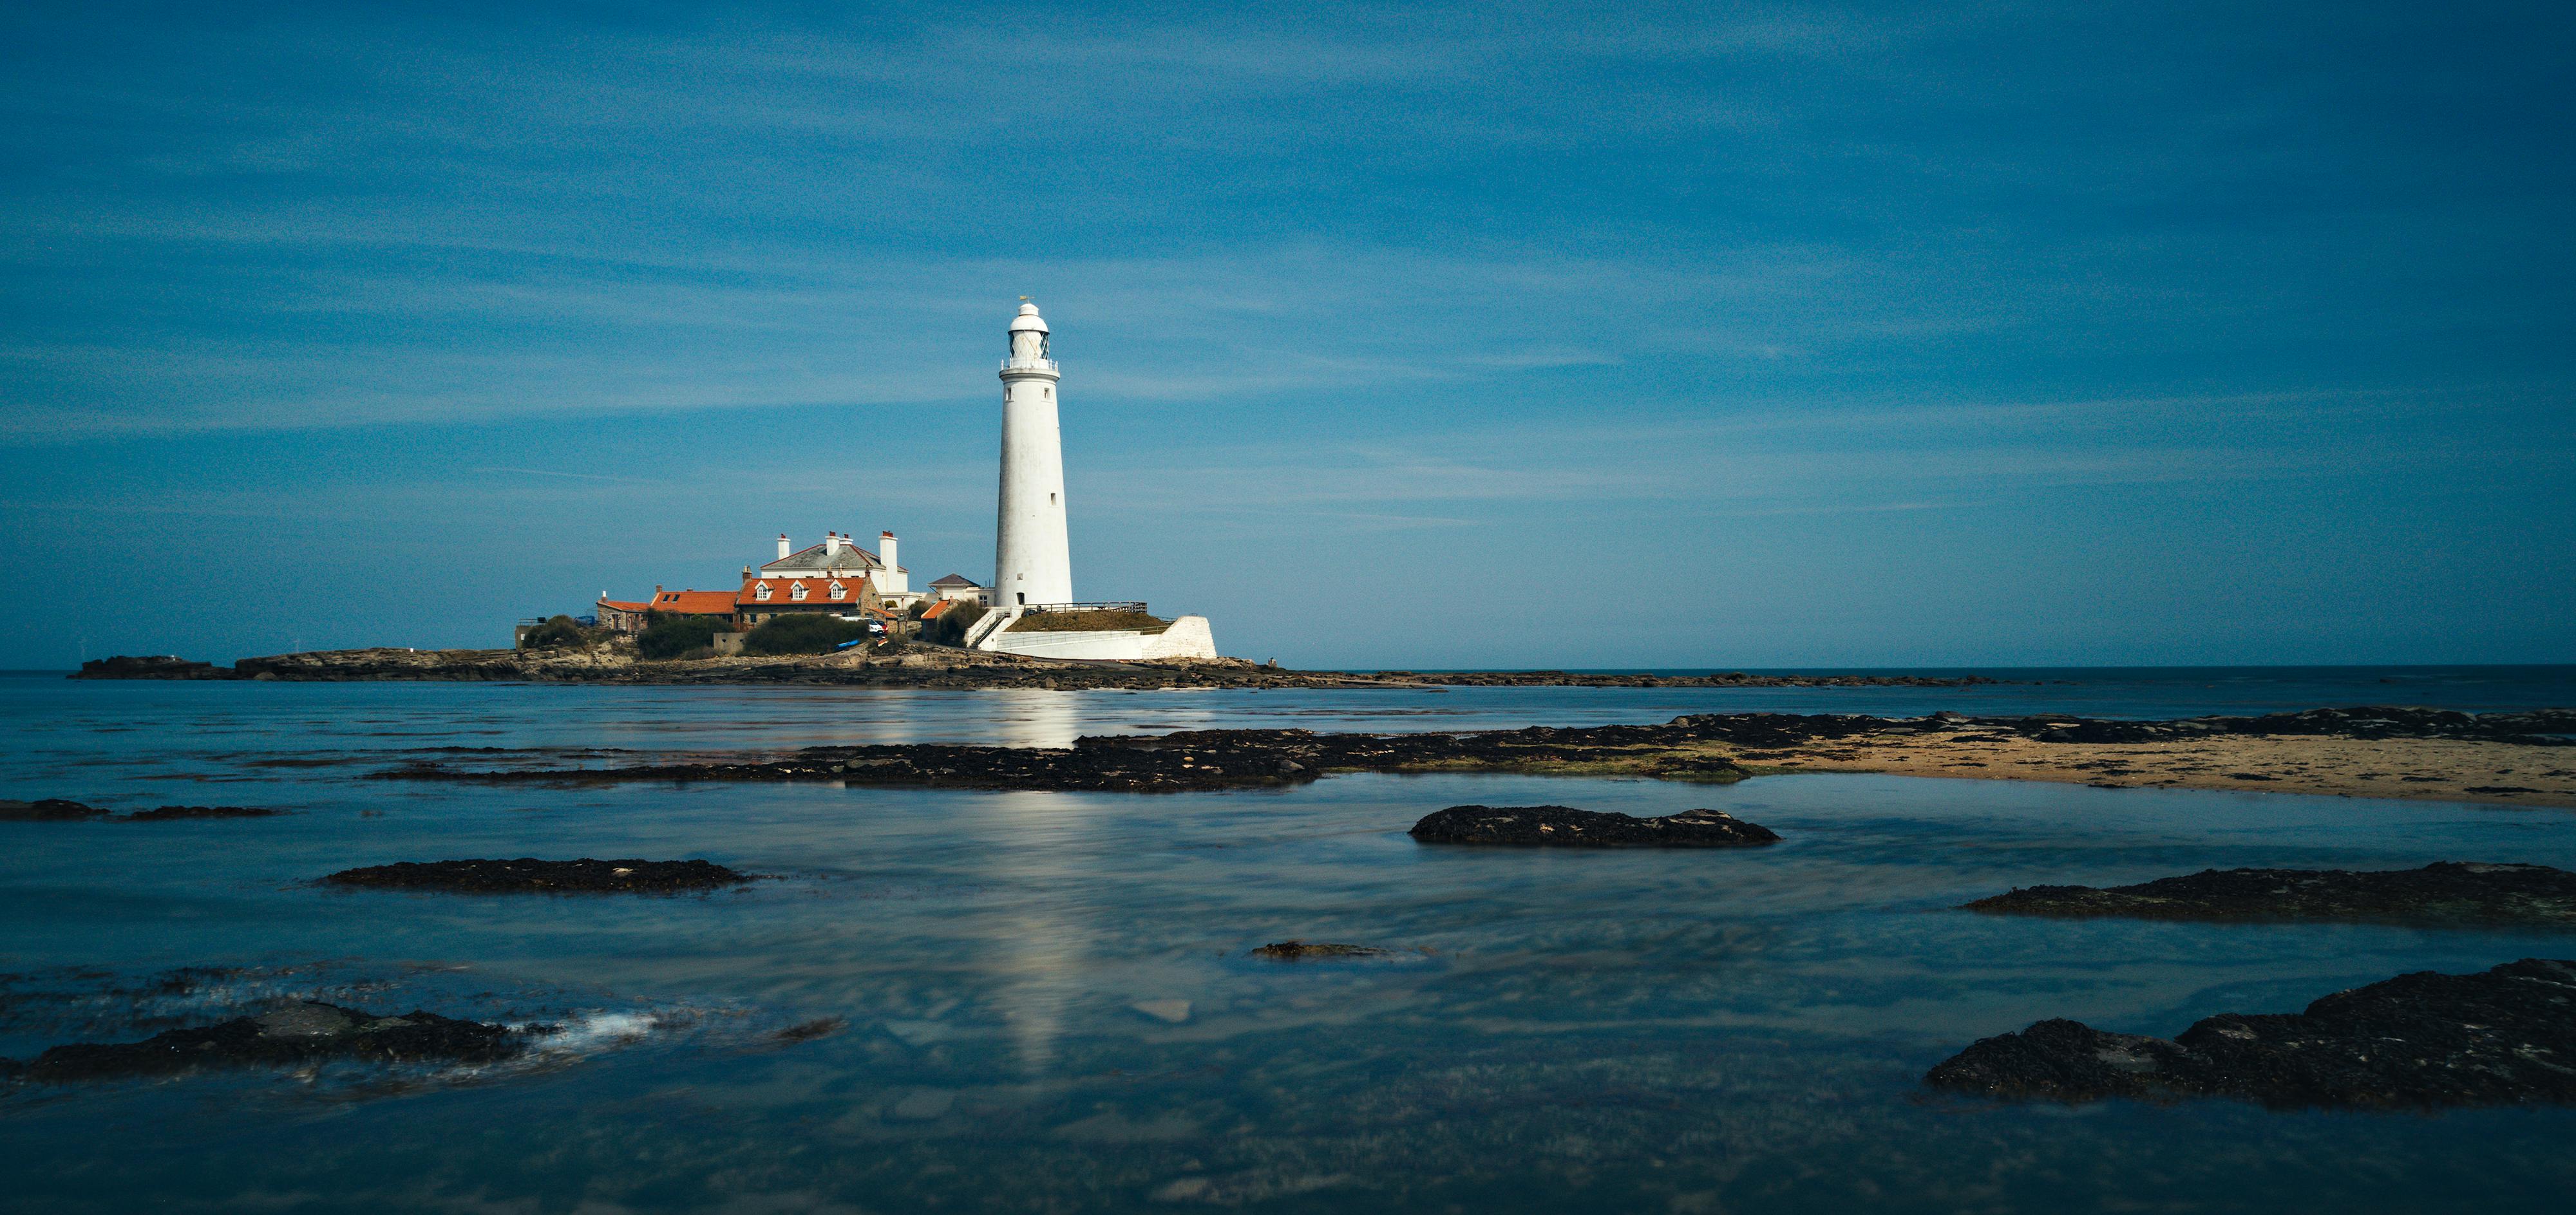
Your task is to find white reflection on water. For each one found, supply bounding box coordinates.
[984,791,1095,1073]
[986,688,1083,750]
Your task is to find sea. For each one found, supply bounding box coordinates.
[3,665,2573,1212]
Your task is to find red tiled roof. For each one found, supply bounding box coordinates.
[736,577,866,607]
[596,599,652,613]
[646,590,738,616]
[919,599,958,620]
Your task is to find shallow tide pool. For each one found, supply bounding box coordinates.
[5,676,2575,1212]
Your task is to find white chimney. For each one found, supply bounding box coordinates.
[879,531,898,572]
[826,532,844,557]
[777,533,790,561]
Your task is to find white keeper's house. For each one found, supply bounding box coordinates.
[734,530,918,626]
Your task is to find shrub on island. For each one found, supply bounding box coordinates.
[923,603,988,646]
[741,613,872,655]
[518,614,609,650]
[636,611,732,659]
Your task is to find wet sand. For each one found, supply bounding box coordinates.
[1719,730,2576,808]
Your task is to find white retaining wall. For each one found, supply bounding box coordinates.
[985,616,1219,661]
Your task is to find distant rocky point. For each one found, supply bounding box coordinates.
[1,798,278,822]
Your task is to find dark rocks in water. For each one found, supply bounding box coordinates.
[70,654,237,680]
[1963,862,2576,926]
[375,724,1765,794]
[773,1017,847,1044]
[1249,941,1398,960]
[0,798,109,821]
[122,804,281,820]
[1,799,280,822]
[21,1001,521,1081]
[366,704,2576,797]
[1409,805,1780,847]
[323,858,754,894]
[1925,958,2576,1109]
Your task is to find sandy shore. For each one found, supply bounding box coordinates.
[1713,730,2576,809]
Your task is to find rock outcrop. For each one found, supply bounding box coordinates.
[1925,958,2576,1109]
[19,1001,522,1080]
[71,655,234,679]
[1249,941,1399,959]
[376,725,1762,793]
[0,798,111,820]
[1408,805,1781,847]
[1965,862,2576,926]
[323,858,755,893]
[0,799,278,821]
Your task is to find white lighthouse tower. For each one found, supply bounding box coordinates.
[994,301,1073,610]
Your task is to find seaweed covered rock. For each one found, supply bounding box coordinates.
[23,1001,521,1080]
[1409,805,1779,847]
[1926,958,2576,1109]
[1249,941,1399,960]
[123,804,281,820]
[1963,862,2576,926]
[324,858,753,894]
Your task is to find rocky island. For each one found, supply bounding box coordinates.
[71,645,1996,690]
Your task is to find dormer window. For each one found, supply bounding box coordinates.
[790,583,808,601]
[753,583,772,601]
[828,581,846,599]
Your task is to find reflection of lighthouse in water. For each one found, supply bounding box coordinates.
[994,302,1072,610]
[982,692,1086,1070]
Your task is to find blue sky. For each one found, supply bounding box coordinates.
[2,1,2569,668]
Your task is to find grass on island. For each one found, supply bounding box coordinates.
[1005,609,1171,634]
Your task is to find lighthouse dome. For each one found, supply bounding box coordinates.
[1009,303,1048,334]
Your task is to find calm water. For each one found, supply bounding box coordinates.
[4,668,2575,1212]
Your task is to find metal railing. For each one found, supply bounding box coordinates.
[1022,602,1148,614]
[998,357,1059,372]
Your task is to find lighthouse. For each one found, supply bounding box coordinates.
[994,301,1072,610]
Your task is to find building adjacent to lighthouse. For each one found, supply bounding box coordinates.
[971,301,1217,660]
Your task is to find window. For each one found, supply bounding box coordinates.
[753,583,771,601]
[790,583,808,601]
[828,581,845,599]
[1050,493,1057,504]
